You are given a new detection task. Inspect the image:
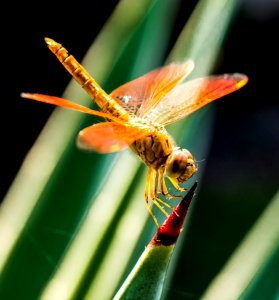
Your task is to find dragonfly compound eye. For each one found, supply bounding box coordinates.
[165,148,197,183]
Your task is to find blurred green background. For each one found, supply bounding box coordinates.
[1,0,278,299]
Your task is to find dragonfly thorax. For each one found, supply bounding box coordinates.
[129,121,173,170]
[165,148,197,183]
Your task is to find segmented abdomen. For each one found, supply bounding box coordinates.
[45,38,129,121]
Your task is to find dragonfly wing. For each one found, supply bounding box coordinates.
[148,73,248,125]
[110,60,194,117]
[77,122,150,153]
[21,93,119,122]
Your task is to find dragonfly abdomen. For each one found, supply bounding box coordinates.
[44,38,129,121]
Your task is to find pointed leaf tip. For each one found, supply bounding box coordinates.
[151,182,198,246]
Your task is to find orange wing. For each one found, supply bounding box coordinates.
[21,93,150,153]
[146,73,248,125]
[20,93,120,122]
[77,122,150,153]
[110,60,194,117]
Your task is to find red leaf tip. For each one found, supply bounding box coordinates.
[151,182,198,246]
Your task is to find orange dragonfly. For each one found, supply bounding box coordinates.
[21,38,248,226]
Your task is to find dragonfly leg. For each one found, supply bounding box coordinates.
[155,197,174,210]
[154,170,159,198]
[152,198,169,218]
[168,177,188,192]
[145,198,160,227]
[145,168,174,226]
[145,168,160,227]
[159,170,183,199]
[146,168,155,199]
[159,169,168,195]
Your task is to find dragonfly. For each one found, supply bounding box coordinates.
[21,38,248,226]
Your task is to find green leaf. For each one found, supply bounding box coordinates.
[201,189,279,300]
[114,246,175,300]
[113,183,198,300]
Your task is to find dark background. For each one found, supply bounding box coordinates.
[1,0,278,210]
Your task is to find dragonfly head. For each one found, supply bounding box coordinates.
[165,148,197,183]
